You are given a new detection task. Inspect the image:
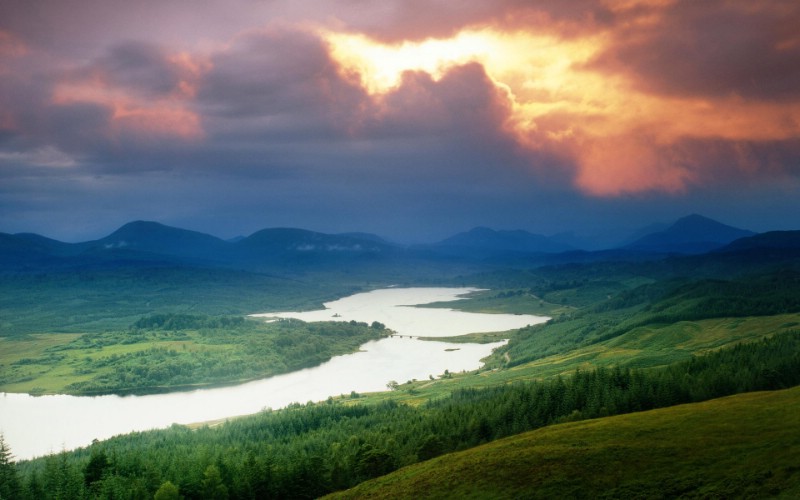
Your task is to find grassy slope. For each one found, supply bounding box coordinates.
[330,386,800,499]
[358,312,800,406]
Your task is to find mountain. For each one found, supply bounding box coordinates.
[429,227,575,259]
[237,228,392,254]
[618,221,671,247]
[230,227,401,271]
[87,221,227,253]
[717,230,800,252]
[625,214,756,254]
[0,222,232,271]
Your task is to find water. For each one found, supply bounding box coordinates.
[0,287,547,460]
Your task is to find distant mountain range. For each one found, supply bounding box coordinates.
[2,215,798,273]
[0,221,400,273]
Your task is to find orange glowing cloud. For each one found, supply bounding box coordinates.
[320,0,800,197]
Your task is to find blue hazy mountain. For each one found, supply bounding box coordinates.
[1,217,786,274]
[86,221,228,255]
[429,227,575,258]
[717,230,800,253]
[234,227,394,265]
[0,222,399,273]
[625,214,755,254]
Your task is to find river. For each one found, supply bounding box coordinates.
[0,287,547,460]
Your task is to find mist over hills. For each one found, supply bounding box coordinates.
[1,214,797,275]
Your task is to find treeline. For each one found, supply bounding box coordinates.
[6,330,799,499]
[133,314,246,331]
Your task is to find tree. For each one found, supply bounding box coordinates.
[154,480,181,500]
[356,443,395,480]
[201,464,229,500]
[0,434,21,500]
[386,380,399,391]
[417,434,444,461]
[83,446,110,486]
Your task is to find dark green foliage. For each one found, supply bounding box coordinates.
[201,464,229,500]
[16,331,800,499]
[133,313,246,331]
[0,434,22,500]
[154,481,180,500]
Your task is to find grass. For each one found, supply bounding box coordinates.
[340,312,800,407]
[328,386,800,499]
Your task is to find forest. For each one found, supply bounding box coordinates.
[2,230,800,498]
[2,329,799,499]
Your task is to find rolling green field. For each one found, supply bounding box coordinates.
[329,386,800,499]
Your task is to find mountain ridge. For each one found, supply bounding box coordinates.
[625,214,755,254]
[3,215,796,274]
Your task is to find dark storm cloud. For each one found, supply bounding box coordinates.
[587,1,800,100]
[199,27,368,140]
[92,42,189,98]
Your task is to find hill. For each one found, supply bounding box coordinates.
[235,227,396,267]
[329,386,800,499]
[424,227,574,260]
[84,220,229,260]
[626,214,755,254]
[718,230,800,252]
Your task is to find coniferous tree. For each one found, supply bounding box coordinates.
[201,464,228,500]
[154,480,181,500]
[0,434,21,500]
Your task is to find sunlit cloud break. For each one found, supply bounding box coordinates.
[0,0,798,241]
[323,14,800,196]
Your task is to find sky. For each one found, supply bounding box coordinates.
[1,0,799,246]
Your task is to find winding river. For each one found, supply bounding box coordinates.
[0,287,547,460]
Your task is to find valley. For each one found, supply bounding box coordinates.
[1,216,800,498]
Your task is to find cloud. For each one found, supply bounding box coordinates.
[0,145,77,168]
[51,41,205,143]
[587,1,800,101]
[0,0,798,241]
[198,26,367,138]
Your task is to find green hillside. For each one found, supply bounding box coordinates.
[330,386,800,499]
